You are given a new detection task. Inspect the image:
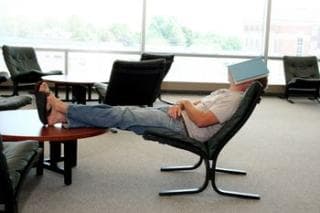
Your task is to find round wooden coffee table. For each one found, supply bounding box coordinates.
[42,74,108,104]
[0,109,107,185]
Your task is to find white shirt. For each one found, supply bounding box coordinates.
[181,89,242,142]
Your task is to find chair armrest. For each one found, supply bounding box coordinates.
[143,128,208,157]
[11,70,43,81]
[43,70,63,75]
[288,78,320,88]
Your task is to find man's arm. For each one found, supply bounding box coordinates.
[168,100,200,119]
[179,100,219,127]
[168,100,219,127]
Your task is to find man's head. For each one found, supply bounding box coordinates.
[255,77,268,90]
[229,77,268,92]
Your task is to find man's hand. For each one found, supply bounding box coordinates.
[167,104,182,119]
[167,100,189,119]
[167,99,219,127]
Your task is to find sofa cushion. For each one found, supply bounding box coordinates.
[0,96,32,111]
[2,142,39,190]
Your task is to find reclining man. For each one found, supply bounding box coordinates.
[36,76,267,142]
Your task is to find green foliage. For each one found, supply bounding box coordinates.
[148,17,185,46]
[109,24,139,47]
[0,15,242,51]
[181,26,198,47]
[148,16,242,51]
[221,37,241,51]
[66,16,97,41]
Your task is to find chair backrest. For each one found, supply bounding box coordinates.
[140,53,174,79]
[2,45,42,79]
[283,56,320,84]
[104,59,166,106]
[206,82,264,159]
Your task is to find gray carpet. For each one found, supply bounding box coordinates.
[16,96,320,213]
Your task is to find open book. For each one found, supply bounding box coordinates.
[228,57,269,85]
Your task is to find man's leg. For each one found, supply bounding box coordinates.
[64,104,187,136]
[44,81,187,136]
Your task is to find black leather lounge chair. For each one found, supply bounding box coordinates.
[140,53,175,104]
[2,45,62,96]
[143,82,264,199]
[95,59,166,107]
[283,56,320,103]
[0,136,43,213]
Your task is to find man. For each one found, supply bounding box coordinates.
[36,77,267,142]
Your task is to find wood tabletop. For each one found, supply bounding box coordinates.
[0,109,107,142]
[42,74,108,85]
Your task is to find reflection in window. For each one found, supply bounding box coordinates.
[36,51,65,74]
[1,0,320,86]
[269,0,320,57]
[68,53,139,77]
[145,0,266,55]
[0,0,143,50]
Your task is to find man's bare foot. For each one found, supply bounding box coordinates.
[48,109,67,126]
[37,82,52,113]
[35,81,53,125]
[37,81,68,123]
[38,82,50,94]
[47,93,69,114]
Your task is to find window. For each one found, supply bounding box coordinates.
[1,0,319,87]
[269,0,320,57]
[0,0,143,51]
[68,52,138,76]
[145,0,266,56]
[166,57,244,83]
[36,51,65,74]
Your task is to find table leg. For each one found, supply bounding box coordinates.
[46,142,77,166]
[54,84,59,98]
[72,85,87,104]
[37,142,44,176]
[64,141,75,185]
[43,142,64,174]
[68,142,77,167]
[50,142,62,166]
[87,85,93,101]
[43,140,78,185]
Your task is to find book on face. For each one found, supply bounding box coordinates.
[228,57,269,85]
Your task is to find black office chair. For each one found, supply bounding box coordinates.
[95,59,166,107]
[2,45,62,96]
[283,56,320,103]
[143,82,264,199]
[140,53,175,104]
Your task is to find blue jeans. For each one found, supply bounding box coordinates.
[66,104,188,136]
